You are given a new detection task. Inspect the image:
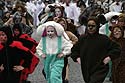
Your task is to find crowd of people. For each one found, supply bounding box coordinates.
[0,0,125,83]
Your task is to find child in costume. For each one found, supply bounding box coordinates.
[36,21,73,83]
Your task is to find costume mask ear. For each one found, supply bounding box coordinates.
[37,21,64,37]
[97,15,107,25]
[37,24,46,37]
[104,12,121,21]
[45,4,55,13]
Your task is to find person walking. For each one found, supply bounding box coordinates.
[70,16,121,83]
[55,18,78,83]
[36,21,73,83]
[109,25,125,83]
[0,25,38,83]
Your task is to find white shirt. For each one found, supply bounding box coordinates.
[36,36,73,56]
[62,2,80,26]
[109,1,122,12]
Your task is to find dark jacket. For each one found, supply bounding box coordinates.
[13,24,38,53]
[112,38,125,83]
[71,33,121,83]
[14,34,38,53]
[0,41,32,83]
[0,26,39,83]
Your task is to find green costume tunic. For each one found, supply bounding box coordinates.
[105,23,112,78]
[42,37,64,83]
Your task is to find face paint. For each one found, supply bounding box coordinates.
[113,27,122,39]
[0,31,7,44]
[87,20,97,34]
[46,26,56,38]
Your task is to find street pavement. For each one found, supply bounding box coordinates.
[29,29,112,83]
[27,57,112,83]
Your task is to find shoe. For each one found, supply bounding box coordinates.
[22,80,31,83]
[64,79,69,83]
[109,77,112,81]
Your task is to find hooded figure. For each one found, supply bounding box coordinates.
[12,24,38,53]
[0,26,13,45]
[0,26,38,83]
[36,21,73,83]
[71,16,121,83]
[12,24,40,81]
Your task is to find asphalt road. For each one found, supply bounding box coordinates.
[27,57,112,83]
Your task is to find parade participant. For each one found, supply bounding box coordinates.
[109,0,122,13]
[109,25,125,83]
[71,16,121,83]
[12,24,40,82]
[12,24,38,53]
[0,25,38,83]
[56,18,78,83]
[54,5,77,36]
[36,21,73,83]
